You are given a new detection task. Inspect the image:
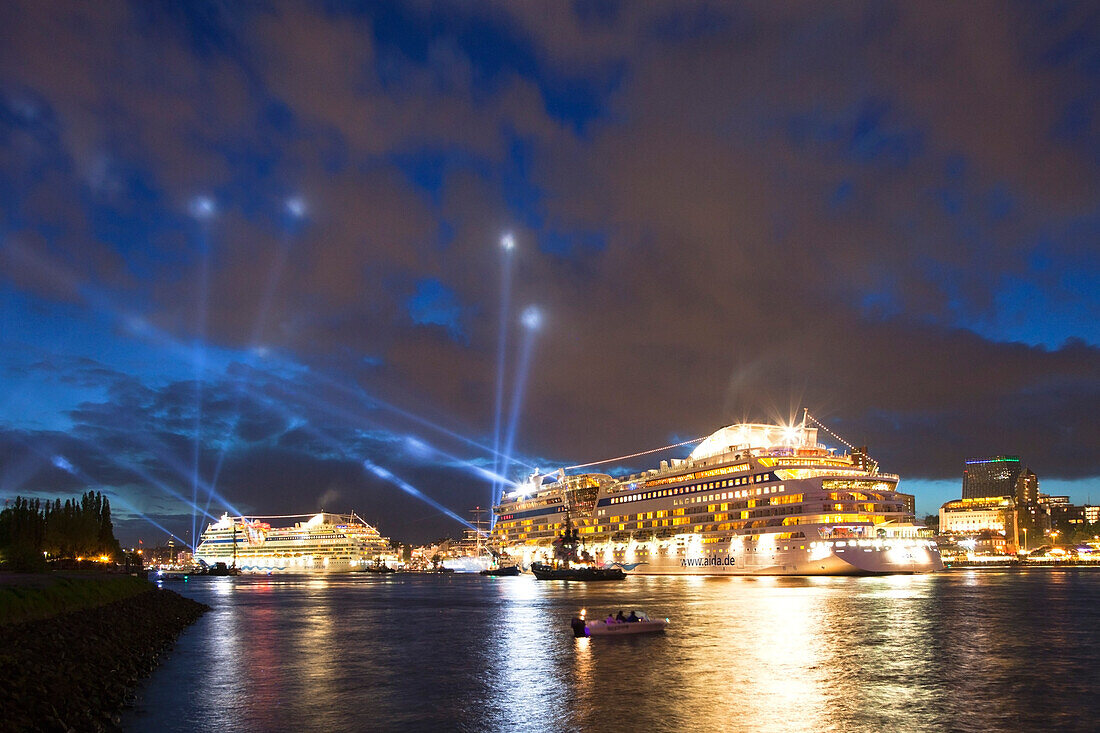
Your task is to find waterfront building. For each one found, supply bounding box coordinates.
[1048,502,1086,529]
[962,456,1023,500]
[1016,468,1039,504]
[1086,506,1100,524]
[147,539,191,568]
[939,497,1015,536]
[947,458,1050,551]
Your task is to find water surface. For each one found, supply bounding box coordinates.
[125,568,1100,732]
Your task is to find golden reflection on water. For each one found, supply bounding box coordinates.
[198,578,246,719]
[127,571,1099,733]
[293,577,337,722]
[487,576,573,731]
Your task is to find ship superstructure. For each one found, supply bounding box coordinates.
[491,419,942,575]
[194,511,396,573]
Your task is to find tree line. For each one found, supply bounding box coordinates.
[0,491,122,570]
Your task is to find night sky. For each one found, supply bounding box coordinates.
[2,2,1098,546]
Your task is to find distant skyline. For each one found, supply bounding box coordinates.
[2,2,1098,544]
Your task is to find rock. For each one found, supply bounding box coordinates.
[0,588,208,733]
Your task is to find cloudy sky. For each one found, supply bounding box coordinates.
[2,1,1098,545]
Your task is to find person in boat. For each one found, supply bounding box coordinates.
[616,610,626,623]
[606,613,616,624]
[628,610,639,623]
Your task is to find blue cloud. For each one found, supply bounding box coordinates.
[786,97,924,169]
[406,278,467,342]
[344,1,620,131]
[539,228,607,260]
[390,146,492,206]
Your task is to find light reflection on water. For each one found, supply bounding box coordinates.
[126,569,1100,732]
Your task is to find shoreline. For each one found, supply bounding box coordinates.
[0,575,208,732]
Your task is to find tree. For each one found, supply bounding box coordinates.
[0,492,123,570]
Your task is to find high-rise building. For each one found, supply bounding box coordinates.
[1015,468,1039,504]
[963,456,1023,500]
[950,457,1048,550]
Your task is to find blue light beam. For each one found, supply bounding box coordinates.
[362,460,481,534]
[50,453,194,550]
[491,233,516,521]
[498,306,541,509]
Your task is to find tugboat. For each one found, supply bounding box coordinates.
[531,562,624,581]
[479,546,521,576]
[531,518,625,581]
[200,561,240,576]
[479,564,521,577]
[363,560,396,574]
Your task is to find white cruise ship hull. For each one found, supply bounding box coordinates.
[507,533,944,577]
[194,555,383,574]
[592,541,943,576]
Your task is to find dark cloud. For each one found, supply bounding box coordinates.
[1,2,1099,542]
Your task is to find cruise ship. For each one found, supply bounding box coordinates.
[490,419,942,575]
[194,511,397,573]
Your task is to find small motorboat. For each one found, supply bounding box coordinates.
[574,611,669,637]
[154,569,191,581]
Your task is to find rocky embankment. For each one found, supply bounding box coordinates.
[0,582,208,732]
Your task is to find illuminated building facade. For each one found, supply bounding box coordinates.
[963,456,1023,500]
[939,497,1014,535]
[943,459,1049,550]
[1048,501,1085,528]
[147,539,191,567]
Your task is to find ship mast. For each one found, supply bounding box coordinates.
[470,506,486,556]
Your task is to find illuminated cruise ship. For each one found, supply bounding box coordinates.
[491,419,942,575]
[194,512,396,573]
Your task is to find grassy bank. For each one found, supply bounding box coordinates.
[0,582,209,732]
[0,573,153,626]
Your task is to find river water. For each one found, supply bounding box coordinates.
[124,568,1100,732]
